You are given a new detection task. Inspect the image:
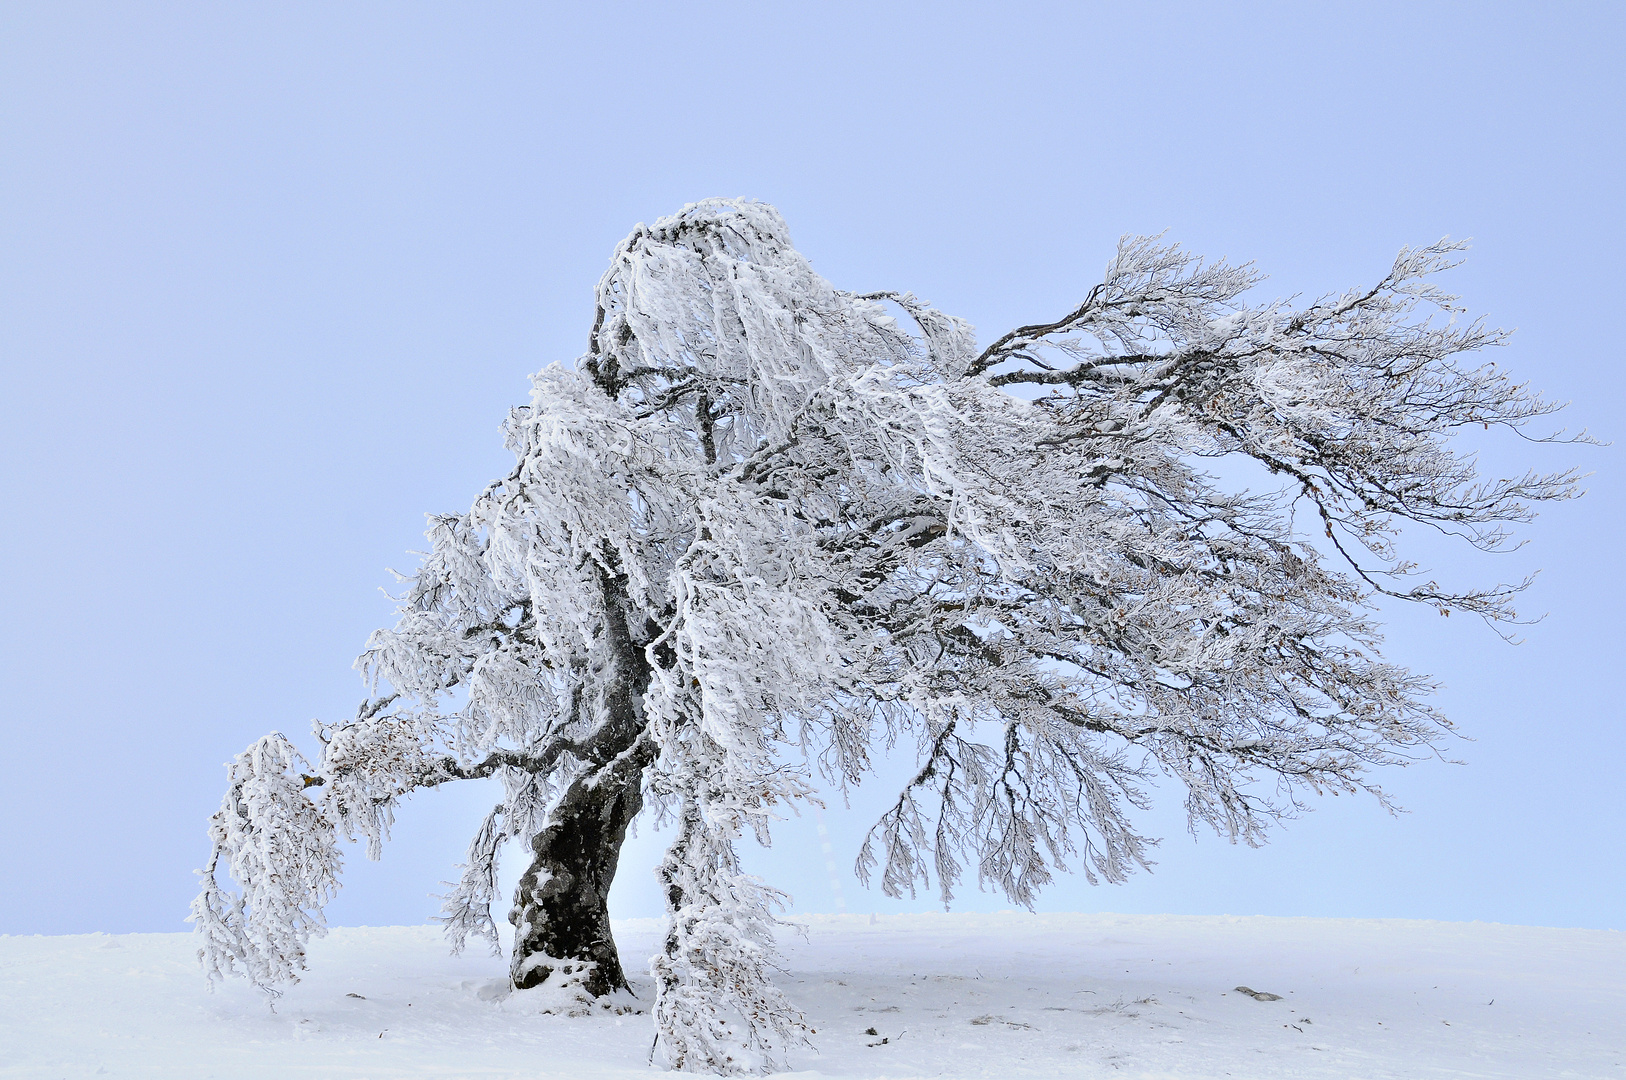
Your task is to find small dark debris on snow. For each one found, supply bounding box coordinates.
[864,1027,879,1036]
[1234,986,1282,1001]
[345,993,366,999]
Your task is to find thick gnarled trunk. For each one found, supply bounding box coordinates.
[507,556,655,996]
[508,764,643,995]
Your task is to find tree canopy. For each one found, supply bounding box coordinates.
[193,198,1577,1074]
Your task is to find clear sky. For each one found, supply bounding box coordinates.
[2,2,1621,937]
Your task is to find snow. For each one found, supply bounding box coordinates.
[2,912,1619,1078]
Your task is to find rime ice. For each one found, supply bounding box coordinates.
[192,199,1577,1074]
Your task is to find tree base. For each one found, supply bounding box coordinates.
[508,765,644,996]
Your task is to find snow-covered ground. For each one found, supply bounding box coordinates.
[1,912,1619,1079]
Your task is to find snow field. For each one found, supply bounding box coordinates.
[0,912,1619,1079]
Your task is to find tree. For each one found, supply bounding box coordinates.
[192,198,1578,1073]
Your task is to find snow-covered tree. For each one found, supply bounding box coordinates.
[192,198,1578,1072]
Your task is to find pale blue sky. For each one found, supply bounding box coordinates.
[2,2,1620,936]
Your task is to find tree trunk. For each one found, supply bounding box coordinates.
[508,763,643,995]
[507,555,655,997]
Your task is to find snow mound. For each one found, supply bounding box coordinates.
[496,961,642,1018]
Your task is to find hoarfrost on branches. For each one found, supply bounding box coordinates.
[192,198,1579,1071]
[190,734,340,994]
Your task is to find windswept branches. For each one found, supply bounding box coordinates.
[970,234,1260,380]
[969,233,1579,622]
[195,199,1578,1074]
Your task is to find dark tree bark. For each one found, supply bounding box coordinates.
[506,555,658,995]
[508,763,645,994]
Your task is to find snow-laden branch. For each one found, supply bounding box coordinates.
[190,734,340,995]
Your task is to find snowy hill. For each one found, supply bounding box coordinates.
[1,912,1619,1078]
